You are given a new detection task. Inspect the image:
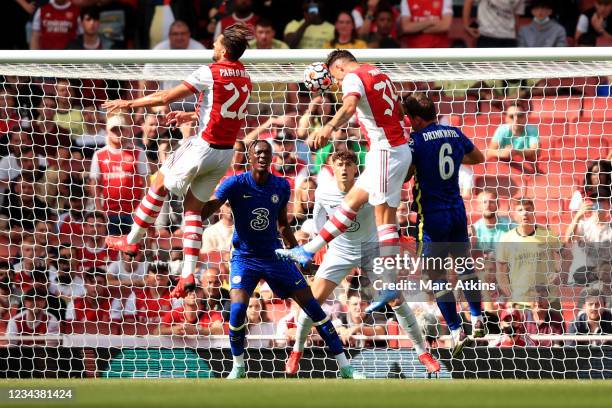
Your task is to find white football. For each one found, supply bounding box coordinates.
[303,62,333,93]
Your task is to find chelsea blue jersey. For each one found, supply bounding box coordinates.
[214,172,291,258]
[410,123,475,213]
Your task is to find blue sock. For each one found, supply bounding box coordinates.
[301,298,344,356]
[460,275,483,318]
[433,280,462,331]
[229,302,247,358]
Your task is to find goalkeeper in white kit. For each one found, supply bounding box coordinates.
[285,150,441,375]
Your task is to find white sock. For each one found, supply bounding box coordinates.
[471,314,483,327]
[293,311,313,353]
[127,225,146,245]
[335,352,350,369]
[393,303,426,355]
[233,354,244,368]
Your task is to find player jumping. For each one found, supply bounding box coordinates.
[285,150,441,375]
[403,94,486,356]
[199,140,364,379]
[276,49,411,310]
[102,23,253,298]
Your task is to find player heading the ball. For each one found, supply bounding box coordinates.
[102,23,253,298]
[277,49,410,311]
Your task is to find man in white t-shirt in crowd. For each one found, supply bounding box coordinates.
[143,20,205,111]
[462,0,525,47]
[565,198,612,285]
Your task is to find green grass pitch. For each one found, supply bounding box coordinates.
[1,379,611,408]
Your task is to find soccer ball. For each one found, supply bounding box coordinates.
[303,62,333,93]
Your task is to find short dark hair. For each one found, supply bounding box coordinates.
[221,23,253,61]
[84,211,106,223]
[403,93,437,121]
[247,139,271,158]
[514,197,535,210]
[325,49,357,69]
[531,0,554,9]
[331,150,358,165]
[255,17,274,29]
[80,6,100,20]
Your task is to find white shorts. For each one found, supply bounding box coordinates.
[355,143,411,207]
[160,137,233,202]
[315,246,378,286]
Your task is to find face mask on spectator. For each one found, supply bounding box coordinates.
[533,16,550,25]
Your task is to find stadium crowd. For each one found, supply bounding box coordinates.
[0,0,612,350]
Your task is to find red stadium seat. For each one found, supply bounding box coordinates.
[529,97,582,123]
[581,97,612,122]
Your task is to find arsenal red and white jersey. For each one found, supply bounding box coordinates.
[182,61,252,147]
[214,13,259,40]
[7,310,60,337]
[342,64,407,149]
[90,146,148,215]
[32,0,80,50]
[80,243,118,271]
[400,0,453,48]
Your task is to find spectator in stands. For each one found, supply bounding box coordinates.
[67,7,116,50]
[134,261,175,324]
[89,114,148,235]
[80,211,118,270]
[325,11,367,49]
[48,244,86,309]
[565,198,612,285]
[567,288,612,346]
[213,0,258,40]
[136,1,197,50]
[365,5,401,48]
[0,136,46,199]
[0,90,18,138]
[106,249,147,322]
[143,20,205,111]
[57,183,86,245]
[290,177,317,229]
[0,277,11,343]
[30,0,81,50]
[6,287,60,344]
[76,105,107,158]
[462,0,525,48]
[471,190,516,255]
[523,296,564,347]
[353,0,398,38]
[569,159,612,213]
[518,0,567,47]
[270,131,309,191]
[65,267,112,323]
[53,78,85,137]
[249,18,289,49]
[496,198,562,300]
[486,103,540,174]
[400,0,453,49]
[284,1,334,49]
[2,172,50,231]
[74,0,136,48]
[200,267,231,322]
[275,299,302,347]
[245,295,275,348]
[135,111,174,164]
[200,203,234,254]
[32,96,59,138]
[158,289,224,336]
[338,293,386,348]
[488,308,535,347]
[11,234,45,297]
[575,0,612,45]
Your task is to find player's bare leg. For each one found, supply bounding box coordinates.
[227,288,250,379]
[286,278,337,374]
[387,296,441,374]
[290,286,365,379]
[275,187,369,267]
[170,189,205,298]
[365,203,401,313]
[106,172,169,256]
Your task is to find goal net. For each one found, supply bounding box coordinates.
[0,49,611,379]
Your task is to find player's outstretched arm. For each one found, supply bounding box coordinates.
[462,146,485,165]
[308,95,358,150]
[278,205,298,249]
[200,196,226,221]
[102,83,194,114]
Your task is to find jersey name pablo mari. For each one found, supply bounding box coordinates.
[341,64,407,149]
[183,60,253,147]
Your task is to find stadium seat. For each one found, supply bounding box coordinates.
[529,97,582,123]
[581,97,612,122]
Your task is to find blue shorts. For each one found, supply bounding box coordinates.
[418,207,470,259]
[229,255,309,299]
